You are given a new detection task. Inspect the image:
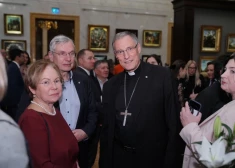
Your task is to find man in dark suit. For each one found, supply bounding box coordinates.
[88,60,109,167]
[15,35,97,168]
[100,31,179,168]
[1,49,25,119]
[75,49,104,167]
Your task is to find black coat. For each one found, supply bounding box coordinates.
[195,81,232,123]
[1,62,24,106]
[1,62,24,118]
[100,63,179,168]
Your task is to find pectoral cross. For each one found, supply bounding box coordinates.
[120,110,132,126]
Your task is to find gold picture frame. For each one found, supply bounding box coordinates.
[30,13,80,62]
[143,30,162,47]
[1,39,26,52]
[200,25,222,52]
[88,25,110,52]
[199,56,216,76]
[4,14,23,35]
[226,34,235,53]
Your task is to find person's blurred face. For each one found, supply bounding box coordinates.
[18,53,25,66]
[179,67,186,79]
[188,63,196,76]
[113,35,141,72]
[23,53,29,64]
[207,64,215,79]
[1,49,7,58]
[147,57,158,65]
[29,66,62,105]
[78,50,95,71]
[49,41,75,73]
[95,62,109,79]
[221,59,235,99]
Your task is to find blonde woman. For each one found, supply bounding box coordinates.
[0,53,29,168]
[183,60,205,101]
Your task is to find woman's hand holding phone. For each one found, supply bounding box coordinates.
[180,101,202,127]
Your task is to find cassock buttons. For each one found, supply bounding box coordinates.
[145,76,148,78]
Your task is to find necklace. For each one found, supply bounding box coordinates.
[120,73,140,126]
[31,101,56,116]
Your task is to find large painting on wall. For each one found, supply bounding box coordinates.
[4,14,23,35]
[226,34,235,53]
[143,30,162,47]
[1,39,26,52]
[88,25,109,52]
[199,56,216,76]
[200,25,221,52]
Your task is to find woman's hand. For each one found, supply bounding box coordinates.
[189,93,198,100]
[180,101,202,127]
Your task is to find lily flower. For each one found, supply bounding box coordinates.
[213,116,222,139]
[195,136,235,168]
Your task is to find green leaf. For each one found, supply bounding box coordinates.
[192,141,202,145]
[222,123,233,139]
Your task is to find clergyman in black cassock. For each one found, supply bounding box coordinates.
[99,32,179,168]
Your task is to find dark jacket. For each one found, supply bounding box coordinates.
[100,62,179,168]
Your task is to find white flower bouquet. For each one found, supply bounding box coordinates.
[192,116,235,168]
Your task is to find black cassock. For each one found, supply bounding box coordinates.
[100,62,180,168]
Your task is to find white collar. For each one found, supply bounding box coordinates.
[12,61,20,69]
[78,66,90,76]
[97,77,108,84]
[128,71,135,76]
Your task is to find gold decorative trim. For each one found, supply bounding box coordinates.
[30,13,80,62]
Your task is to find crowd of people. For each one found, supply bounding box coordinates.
[0,31,235,168]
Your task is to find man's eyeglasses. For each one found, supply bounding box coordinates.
[114,43,138,56]
[52,51,76,58]
[39,79,62,87]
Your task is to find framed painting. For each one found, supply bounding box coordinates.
[142,55,150,62]
[200,25,221,52]
[88,25,109,52]
[4,14,23,35]
[94,55,107,60]
[115,29,138,37]
[199,56,216,76]
[226,34,235,53]
[143,30,162,47]
[1,39,26,52]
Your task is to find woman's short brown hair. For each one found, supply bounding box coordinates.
[25,59,63,97]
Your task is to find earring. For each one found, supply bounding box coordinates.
[33,94,36,98]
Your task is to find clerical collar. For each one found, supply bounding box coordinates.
[126,62,141,77]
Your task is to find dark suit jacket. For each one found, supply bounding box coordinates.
[1,62,24,107]
[195,81,232,123]
[100,62,179,168]
[75,67,101,102]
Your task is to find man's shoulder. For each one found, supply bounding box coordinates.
[72,70,89,81]
[7,62,18,70]
[142,63,170,78]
